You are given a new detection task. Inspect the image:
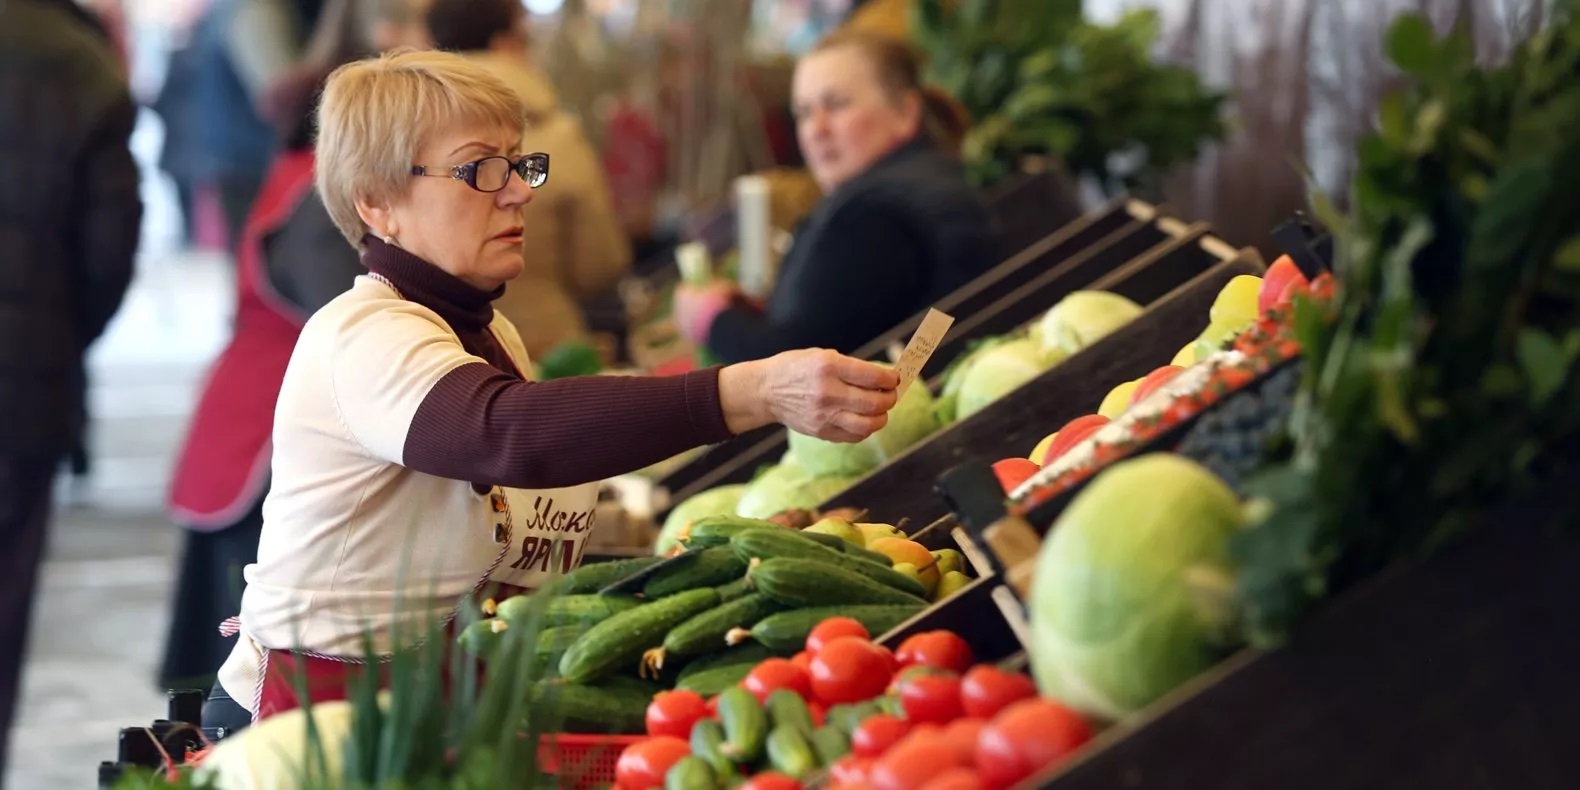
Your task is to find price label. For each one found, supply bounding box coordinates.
[894,308,954,398]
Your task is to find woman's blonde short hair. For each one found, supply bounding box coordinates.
[315,48,526,246]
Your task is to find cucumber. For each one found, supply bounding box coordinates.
[795,532,894,567]
[666,756,720,790]
[456,619,506,655]
[499,593,643,627]
[686,515,783,548]
[527,681,649,734]
[717,686,768,763]
[558,588,720,683]
[552,555,665,594]
[676,661,756,697]
[748,605,925,652]
[731,529,925,598]
[531,623,594,674]
[663,594,786,661]
[826,700,883,737]
[676,643,777,684]
[809,725,850,766]
[766,723,817,779]
[643,547,748,598]
[749,558,928,608]
[764,689,816,738]
[690,719,733,781]
[716,577,754,602]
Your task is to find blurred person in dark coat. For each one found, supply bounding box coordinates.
[0,0,141,775]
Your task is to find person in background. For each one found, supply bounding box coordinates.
[426,0,632,360]
[161,0,431,694]
[670,31,1001,363]
[0,0,141,774]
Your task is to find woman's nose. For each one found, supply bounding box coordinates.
[499,175,533,209]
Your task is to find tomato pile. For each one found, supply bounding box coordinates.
[614,620,1092,790]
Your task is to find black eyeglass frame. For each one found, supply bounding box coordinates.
[409,153,550,192]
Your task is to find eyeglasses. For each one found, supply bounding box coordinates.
[410,153,550,192]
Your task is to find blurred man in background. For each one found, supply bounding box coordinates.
[0,0,141,776]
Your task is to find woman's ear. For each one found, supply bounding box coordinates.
[898,91,923,138]
[355,195,395,240]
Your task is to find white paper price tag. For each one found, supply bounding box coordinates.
[893,308,954,398]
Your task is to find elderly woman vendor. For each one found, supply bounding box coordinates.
[205,50,898,726]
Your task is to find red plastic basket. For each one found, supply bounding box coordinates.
[537,733,645,789]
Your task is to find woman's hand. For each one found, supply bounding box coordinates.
[719,349,900,442]
[672,281,740,345]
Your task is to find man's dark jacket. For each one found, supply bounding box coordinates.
[0,0,141,455]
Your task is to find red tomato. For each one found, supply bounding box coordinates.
[744,658,813,702]
[975,700,1092,790]
[940,718,986,763]
[871,730,970,790]
[810,636,892,705]
[1044,415,1110,463]
[806,617,869,655]
[873,644,901,676]
[959,666,1037,720]
[644,689,708,739]
[808,700,828,727]
[887,664,946,695]
[851,713,912,758]
[921,768,985,790]
[895,631,974,674]
[614,736,690,790]
[991,458,1041,493]
[830,755,875,785]
[897,672,965,724]
[740,771,803,790]
[790,650,813,673]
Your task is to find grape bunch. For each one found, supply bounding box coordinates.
[1173,362,1303,494]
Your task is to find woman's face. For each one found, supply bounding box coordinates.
[375,121,533,291]
[793,45,920,192]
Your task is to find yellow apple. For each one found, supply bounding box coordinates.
[1028,432,1058,465]
[1098,379,1140,419]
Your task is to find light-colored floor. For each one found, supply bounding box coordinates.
[3,105,233,790]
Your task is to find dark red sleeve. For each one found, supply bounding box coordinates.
[402,364,735,488]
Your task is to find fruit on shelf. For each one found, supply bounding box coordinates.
[1042,415,1110,465]
[1028,454,1244,721]
[1208,274,1262,329]
[935,571,971,601]
[953,337,1065,421]
[991,458,1042,493]
[1170,342,1198,367]
[736,456,859,520]
[1172,361,1302,495]
[1034,290,1144,357]
[1130,365,1185,406]
[1027,431,1057,465]
[866,537,940,594]
[1096,379,1140,419]
[1258,255,1310,313]
[804,516,867,547]
[857,522,905,543]
[931,549,965,577]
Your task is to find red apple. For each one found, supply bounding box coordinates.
[992,458,1042,493]
[1130,365,1185,406]
[1042,414,1110,464]
[1259,255,1310,314]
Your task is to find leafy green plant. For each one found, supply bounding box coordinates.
[911,0,1227,193]
[1234,7,1580,646]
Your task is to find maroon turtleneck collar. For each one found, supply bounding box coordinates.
[360,234,521,376]
[361,234,503,334]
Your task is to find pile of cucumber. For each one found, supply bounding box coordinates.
[673,686,887,787]
[457,516,932,734]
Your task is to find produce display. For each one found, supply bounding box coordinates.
[613,623,1093,790]
[460,516,971,735]
[654,289,1148,544]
